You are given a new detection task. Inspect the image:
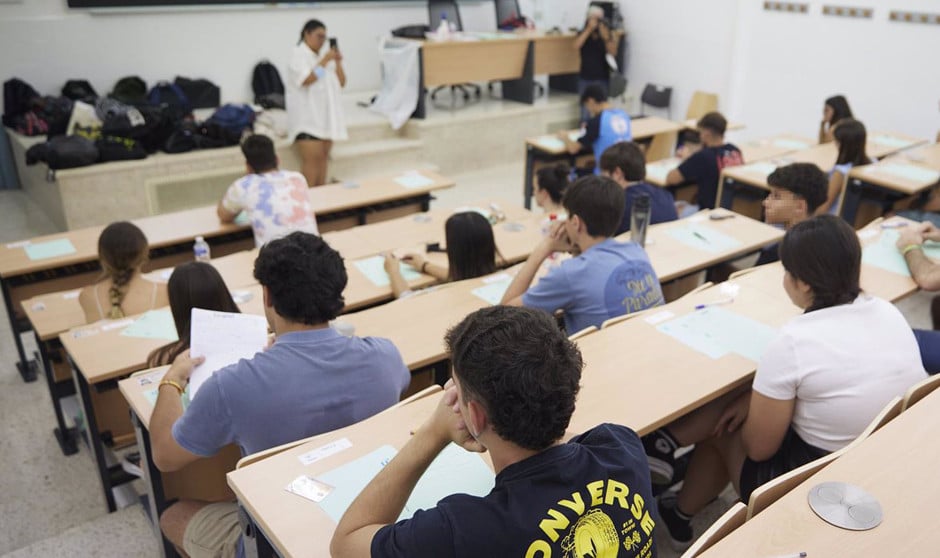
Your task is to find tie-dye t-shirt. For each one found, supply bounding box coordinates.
[221,170,319,246]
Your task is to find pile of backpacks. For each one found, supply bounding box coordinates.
[4,74,264,171]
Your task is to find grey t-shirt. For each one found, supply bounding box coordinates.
[172,327,410,457]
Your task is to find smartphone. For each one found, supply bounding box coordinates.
[329,37,338,49]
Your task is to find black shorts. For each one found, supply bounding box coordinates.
[295,132,321,141]
[739,427,829,503]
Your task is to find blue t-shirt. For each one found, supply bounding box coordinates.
[372,424,658,558]
[522,238,664,333]
[676,143,744,209]
[616,182,679,236]
[173,328,410,458]
[579,108,632,174]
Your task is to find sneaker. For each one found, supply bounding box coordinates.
[657,492,693,551]
[121,451,143,478]
[643,429,678,486]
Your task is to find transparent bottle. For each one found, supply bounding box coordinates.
[193,236,211,262]
[437,12,451,39]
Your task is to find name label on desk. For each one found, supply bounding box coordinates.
[298,437,353,466]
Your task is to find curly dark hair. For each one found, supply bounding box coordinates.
[767,163,828,214]
[445,306,583,451]
[253,232,347,325]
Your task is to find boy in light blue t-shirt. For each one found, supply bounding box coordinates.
[501,175,664,333]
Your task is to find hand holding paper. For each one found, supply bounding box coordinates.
[188,308,269,398]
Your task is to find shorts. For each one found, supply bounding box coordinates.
[738,428,829,503]
[295,132,322,141]
[183,501,242,558]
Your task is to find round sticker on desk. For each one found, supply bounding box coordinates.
[808,482,883,531]
[503,222,525,232]
[413,214,432,223]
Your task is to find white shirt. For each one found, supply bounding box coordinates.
[221,170,319,247]
[286,43,348,141]
[753,294,926,452]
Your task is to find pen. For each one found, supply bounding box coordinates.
[693,231,710,243]
[695,298,734,310]
[880,221,908,229]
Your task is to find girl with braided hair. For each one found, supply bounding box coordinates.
[79,221,168,323]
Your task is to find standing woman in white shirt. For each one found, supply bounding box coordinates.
[287,19,348,186]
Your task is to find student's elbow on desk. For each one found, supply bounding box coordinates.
[216,203,238,224]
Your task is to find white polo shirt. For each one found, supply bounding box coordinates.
[753,294,926,452]
[286,42,348,141]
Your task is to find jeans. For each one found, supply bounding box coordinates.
[577,78,609,124]
[913,329,940,375]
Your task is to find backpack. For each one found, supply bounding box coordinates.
[101,104,176,153]
[252,61,285,109]
[13,112,49,136]
[3,78,40,127]
[96,135,148,162]
[205,103,255,136]
[61,80,98,104]
[25,135,99,170]
[148,81,192,121]
[174,77,221,109]
[111,76,148,106]
[33,96,74,137]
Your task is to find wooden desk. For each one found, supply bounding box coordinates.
[119,366,242,558]
[0,169,454,384]
[523,116,684,209]
[699,387,940,557]
[843,144,940,225]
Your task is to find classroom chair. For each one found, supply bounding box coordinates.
[640,83,672,119]
[901,374,940,411]
[568,325,598,341]
[727,266,759,280]
[685,91,719,121]
[745,395,903,520]
[427,0,482,103]
[680,502,747,558]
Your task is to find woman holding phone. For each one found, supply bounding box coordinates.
[287,19,347,186]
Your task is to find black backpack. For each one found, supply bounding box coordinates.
[33,96,74,137]
[111,76,148,106]
[25,135,99,170]
[148,81,192,122]
[96,135,148,162]
[101,104,176,153]
[174,77,221,109]
[3,78,40,127]
[252,61,285,109]
[61,80,98,104]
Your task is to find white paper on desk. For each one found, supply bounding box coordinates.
[188,308,268,399]
[394,171,434,189]
[742,162,777,176]
[771,138,810,151]
[870,134,912,149]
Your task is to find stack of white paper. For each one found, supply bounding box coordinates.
[188,308,268,399]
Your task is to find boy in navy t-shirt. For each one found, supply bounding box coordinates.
[331,306,658,558]
[666,111,743,209]
[599,141,679,235]
[561,84,632,175]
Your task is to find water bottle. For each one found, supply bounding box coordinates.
[437,12,451,39]
[193,236,211,262]
[630,194,651,248]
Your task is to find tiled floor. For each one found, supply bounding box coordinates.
[0,164,933,556]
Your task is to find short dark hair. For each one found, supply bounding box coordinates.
[779,215,861,312]
[535,163,570,204]
[697,112,728,136]
[824,95,853,125]
[241,134,278,174]
[580,84,608,104]
[833,118,871,167]
[253,232,347,324]
[562,175,625,237]
[445,306,583,451]
[767,163,829,214]
[299,19,326,44]
[599,141,646,181]
[445,212,497,281]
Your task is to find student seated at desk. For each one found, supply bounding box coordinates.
[150,232,409,558]
[561,84,631,175]
[330,305,657,558]
[897,222,940,373]
[645,215,926,550]
[79,221,169,323]
[383,212,499,299]
[818,94,854,144]
[819,118,872,215]
[599,141,678,235]
[146,262,240,368]
[500,175,664,333]
[755,162,829,265]
[217,134,319,247]
[666,112,743,210]
[534,163,569,218]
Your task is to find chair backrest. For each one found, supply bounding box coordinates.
[844,395,903,452]
[902,374,940,411]
[495,0,521,26]
[641,83,672,109]
[568,325,598,340]
[746,450,842,520]
[681,502,747,558]
[429,0,463,31]
[686,91,719,121]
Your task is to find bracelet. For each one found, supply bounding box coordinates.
[421,261,428,273]
[313,66,326,80]
[159,379,185,396]
[901,244,924,256]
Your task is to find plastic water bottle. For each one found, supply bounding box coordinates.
[193,236,211,262]
[631,194,651,248]
[437,12,451,39]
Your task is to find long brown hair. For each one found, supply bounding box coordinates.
[834,118,871,167]
[97,222,149,320]
[445,212,498,281]
[147,262,241,367]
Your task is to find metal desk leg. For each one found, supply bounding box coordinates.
[132,410,180,558]
[36,333,78,455]
[524,146,536,210]
[239,505,277,558]
[718,176,738,210]
[2,278,37,382]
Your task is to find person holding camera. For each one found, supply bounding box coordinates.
[573,5,622,123]
[287,19,348,187]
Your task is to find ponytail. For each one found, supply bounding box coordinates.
[97,221,149,320]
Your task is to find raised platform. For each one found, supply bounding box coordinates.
[8,90,583,231]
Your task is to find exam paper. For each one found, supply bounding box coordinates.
[863,230,940,277]
[188,308,268,399]
[353,255,423,287]
[656,306,778,362]
[394,171,434,189]
[667,224,742,254]
[24,238,77,261]
[471,276,513,306]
